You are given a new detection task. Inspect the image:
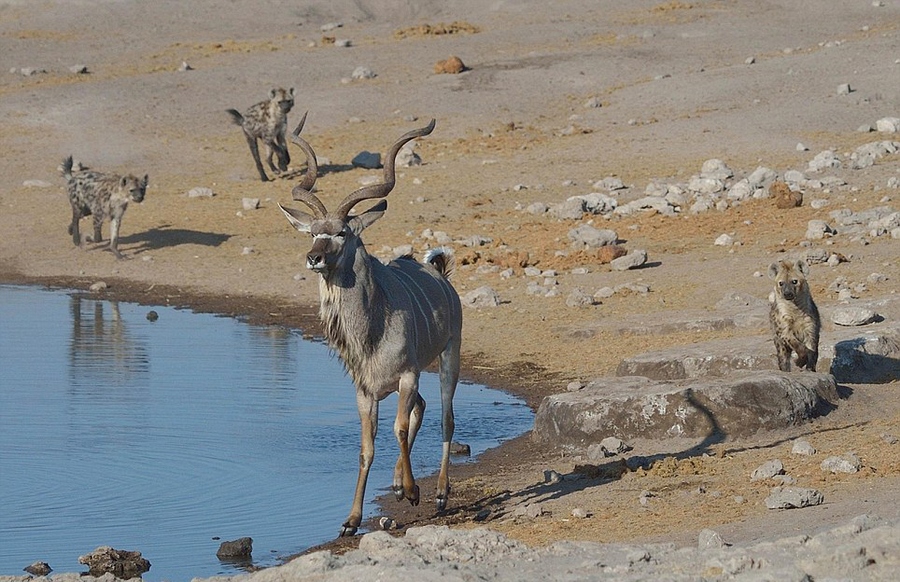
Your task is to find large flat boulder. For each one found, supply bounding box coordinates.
[533,371,838,446]
[616,325,899,384]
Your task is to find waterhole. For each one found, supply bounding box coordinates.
[0,285,532,581]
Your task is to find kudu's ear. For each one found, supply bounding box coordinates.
[348,200,387,234]
[279,203,314,233]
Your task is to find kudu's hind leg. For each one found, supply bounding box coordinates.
[391,371,421,506]
[393,392,425,501]
[342,391,378,537]
[436,340,460,511]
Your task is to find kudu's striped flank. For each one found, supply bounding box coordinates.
[279,118,463,537]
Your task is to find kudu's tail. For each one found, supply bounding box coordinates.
[424,247,455,279]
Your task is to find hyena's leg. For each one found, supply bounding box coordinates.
[804,345,818,372]
[243,133,269,182]
[264,141,281,175]
[69,205,82,246]
[774,338,792,372]
[275,133,290,171]
[108,215,125,259]
[89,214,103,243]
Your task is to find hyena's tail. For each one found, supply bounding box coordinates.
[225,109,244,126]
[60,155,74,180]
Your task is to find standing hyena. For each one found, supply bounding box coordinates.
[768,259,821,372]
[61,156,149,260]
[226,87,294,182]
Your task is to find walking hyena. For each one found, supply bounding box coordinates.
[226,87,294,182]
[61,156,149,260]
[768,259,821,372]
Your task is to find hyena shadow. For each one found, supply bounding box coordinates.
[118,225,231,253]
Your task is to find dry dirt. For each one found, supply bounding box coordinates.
[1,0,899,565]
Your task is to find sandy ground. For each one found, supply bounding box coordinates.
[2,0,899,569]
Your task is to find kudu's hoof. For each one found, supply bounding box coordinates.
[392,485,404,502]
[408,484,420,506]
[436,496,447,511]
[339,524,358,537]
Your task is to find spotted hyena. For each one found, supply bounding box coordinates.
[768,259,821,372]
[61,156,148,259]
[227,87,294,182]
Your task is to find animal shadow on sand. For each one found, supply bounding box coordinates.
[381,385,849,534]
[279,161,356,181]
[117,225,231,254]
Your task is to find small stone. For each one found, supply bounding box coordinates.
[565,381,584,393]
[23,179,53,188]
[351,66,377,80]
[837,83,852,95]
[751,459,785,481]
[831,307,878,326]
[449,442,471,456]
[378,516,396,530]
[698,529,728,549]
[462,286,501,308]
[543,469,562,484]
[187,187,215,198]
[583,96,602,108]
[24,562,52,576]
[599,436,631,456]
[434,56,466,74]
[178,61,193,71]
[146,310,159,322]
[69,64,89,74]
[89,281,108,292]
[714,233,733,246]
[216,537,253,559]
[821,453,861,474]
[881,433,898,445]
[242,198,260,211]
[352,151,381,169]
[791,439,816,456]
[571,507,590,519]
[610,249,647,271]
[765,487,824,509]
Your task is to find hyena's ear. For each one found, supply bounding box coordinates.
[795,259,810,276]
[120,176,129,188]
[269,88,277,99]
[289,87,295,97]
[767,262,780,279]
[141,174,149,188]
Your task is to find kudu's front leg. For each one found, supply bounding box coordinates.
[391,372,421,506]
[342,391,378,537]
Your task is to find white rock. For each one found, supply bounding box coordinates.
[610,249,647,271]
[242,198,260,210]
[791,439,816,456]
[714,233,734,246]
[351,66,376,80]
[187,187,215,198]
[831,307,878,326]
[875,117,900,133]
[462,286,501,308]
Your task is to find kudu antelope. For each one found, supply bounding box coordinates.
[279,119,463,537]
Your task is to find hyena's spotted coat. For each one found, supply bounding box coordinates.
[227,87,294,182]
[768,259,821,372]
[61,156,148,259]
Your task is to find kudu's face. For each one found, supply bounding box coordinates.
[281,203,386,276]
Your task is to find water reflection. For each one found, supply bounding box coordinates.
[0,285,533,582]
[69,295,150,392]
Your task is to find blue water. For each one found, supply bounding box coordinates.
[0,285,532,581]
